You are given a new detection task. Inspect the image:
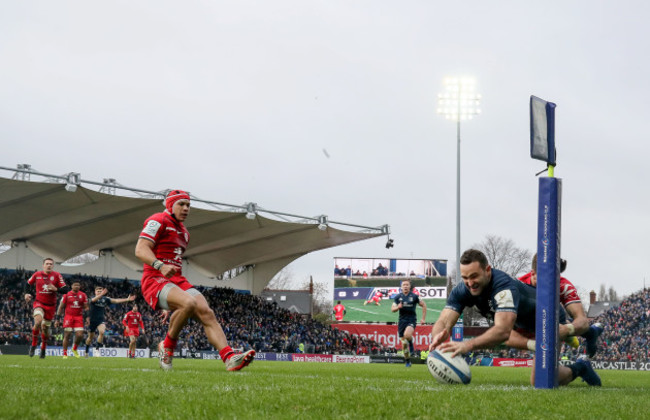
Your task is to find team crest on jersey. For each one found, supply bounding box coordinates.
[495,290,514,308]
[143,220,162,237]
[50,276,54,280]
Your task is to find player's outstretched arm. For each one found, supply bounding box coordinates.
[429,308,460,350]
[111,294,136,304]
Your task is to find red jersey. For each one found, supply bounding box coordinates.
[61,290,88,317]
[518,272,581,307]
[28,270,66,306]
[139,211,189,276]
[333,304,346,321]
[122,311,144,330]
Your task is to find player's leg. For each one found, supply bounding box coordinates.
[530,354,601,387]
[155,284,196,370]
[39,318,52,358]
[62,330,71,358]
[72,328,83,357]
[85,329,96,355]
[29,310,44,356]
[97,323,106,347]
[404,324,415,365]
[190,292,255,371]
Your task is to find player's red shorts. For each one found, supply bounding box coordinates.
[33,302,56,321]
[141,274,194,310]
[63,315,84,330]
[372,296,381,303]
[124,329,140,338]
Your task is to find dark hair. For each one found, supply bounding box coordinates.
[43,258,54,263]
[460,249,489,269]
[532,253,567,273]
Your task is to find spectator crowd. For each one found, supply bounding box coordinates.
[591,288,650,362]
[0,268,388,356]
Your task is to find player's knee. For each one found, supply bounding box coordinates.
[178,296,197,314]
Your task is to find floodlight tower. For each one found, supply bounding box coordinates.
[437,77,481,285]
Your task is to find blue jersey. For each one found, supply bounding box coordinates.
[445,268,537,332]
[393,291,421,322]
[89,296,111,322]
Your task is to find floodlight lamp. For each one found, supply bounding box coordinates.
[65,172,80,193]
[317,215,328,231]
[245,202,257,220]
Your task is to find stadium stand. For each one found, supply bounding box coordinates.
[591,288,650,362]
[0,269,391,355]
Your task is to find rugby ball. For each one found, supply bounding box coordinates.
[427,350,471,385]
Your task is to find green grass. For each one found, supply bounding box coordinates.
[0,355,648,420]
[341,298,446,322]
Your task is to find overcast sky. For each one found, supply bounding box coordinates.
[2,1,648,298]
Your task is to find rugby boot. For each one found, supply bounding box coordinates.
[575,355,602,386]
[583,323,604,358]
[158,341,173,371]
[226,350,256,371]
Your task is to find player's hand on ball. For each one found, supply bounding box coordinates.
[438,340,468,358]
[430,329,449,351]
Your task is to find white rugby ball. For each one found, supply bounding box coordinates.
[427,349,471,385]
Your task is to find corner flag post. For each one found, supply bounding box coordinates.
[530,95,561,389]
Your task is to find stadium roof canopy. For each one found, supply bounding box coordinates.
[0,165,388,293]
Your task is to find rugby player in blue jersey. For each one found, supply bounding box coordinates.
[429,249,601,386]
[392,279,427,368]
[85,286,136,356]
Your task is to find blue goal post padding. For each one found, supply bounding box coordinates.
[530,96,557,166]
[535,177,562,389]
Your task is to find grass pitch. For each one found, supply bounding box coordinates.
[1,355,648,420]
[340,298,446,323]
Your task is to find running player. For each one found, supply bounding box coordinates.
[134,189,255,371]
[391,279,426,367]
[24,258,67,358]
[430,249,601,386]
[56,281,89,359]
[333,300,346,321]
[122,304,145,358]
[517,254,603,357]
[85,286,136,356]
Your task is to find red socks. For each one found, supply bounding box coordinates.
[41,334,47,350]
[163,334,178,350]
[219,346,234,362]
[31,329,39,347]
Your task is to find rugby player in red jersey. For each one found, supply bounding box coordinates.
[135,190,255,371]
[122,304,145,358]
[333,300,346,321]
[24,258,67,358]
[515,254,603,357]
[56,280,89,358]
[363,290,383,306]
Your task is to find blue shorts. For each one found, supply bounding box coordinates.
[398,318,416,337]
[89,319,105,332]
